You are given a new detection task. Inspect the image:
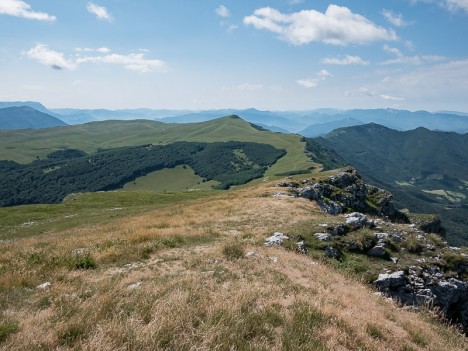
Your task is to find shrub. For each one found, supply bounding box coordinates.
[0,321,18,343]
[222,242,245,260]
[68,252,97,270]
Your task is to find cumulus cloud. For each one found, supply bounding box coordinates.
[382,9,410,27]
[26,44,166,73]
[0,0,56,21]
[216,5,230,18]
[26,44,77,70]
[87,2,113,22]
[381,44,445,65]
[244,5,397,46]
[322,55,369,65]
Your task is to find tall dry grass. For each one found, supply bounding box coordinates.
[0,180,466,350]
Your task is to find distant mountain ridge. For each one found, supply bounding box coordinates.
[0,106,67,130]
[2,101,467,133]
[315,123,468,246]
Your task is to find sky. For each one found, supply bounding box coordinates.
[1,0,468,111]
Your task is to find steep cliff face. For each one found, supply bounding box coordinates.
[276,169,468,333]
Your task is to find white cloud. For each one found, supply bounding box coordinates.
[0,0,56,21]
[383,44,403,57]
[296,79,318,88]
[359,87,405,101]
[412,0,468,14]
[317,69,332,79]
[244,5,397,46]
[380,94,405,101]
[382,9,410,27]
[227,24,238,32]
[322,55,369,65]
[216,5,230,18]
[26,44,77,70]
[382,44,445,65]
[288,0,304,5]
[75,47,110,53]
[76,53,166,73]
[297,69,332,88]
[87,2,113,22]
[26,44,166,73]
[445,0,468,13]
[97,47,110,53]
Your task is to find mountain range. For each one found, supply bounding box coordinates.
[1,101,468,136]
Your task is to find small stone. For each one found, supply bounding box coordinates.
[37,282,51,289]
[269,256,279,263]
[245,251,257,257]
[314,233,331,241]
[127,282,142,290]
[374,232,389,240]
[368,245,387,257]
[324,246,339,259]
[390,257,399,264]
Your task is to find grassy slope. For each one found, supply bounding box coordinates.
[0,117,315,177]
[0,177,465,350]
[0,190,217,241]
[121,165,220,192]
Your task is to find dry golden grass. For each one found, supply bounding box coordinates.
[0,180,466,350]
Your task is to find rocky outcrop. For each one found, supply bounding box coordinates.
[293,169,408,222]
[270,169,468,333]
[374,266,468,333]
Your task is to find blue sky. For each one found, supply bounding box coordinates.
[1,0,468,111]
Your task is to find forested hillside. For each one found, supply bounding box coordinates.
[0,141,285,206]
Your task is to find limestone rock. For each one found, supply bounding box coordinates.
[265,232,289,246]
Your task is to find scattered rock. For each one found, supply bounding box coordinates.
[269,256,279,263]
[324,246,339,259]
[374,232,389,240]
[127,282,142,290]
[265,232,289,246]
[37,282,51,289]
[374,271,406,289]
[245,251,257,258]
[314,233,331,241]
[368,245,387,258]
[297,241,307,254]
[345,212,371,229]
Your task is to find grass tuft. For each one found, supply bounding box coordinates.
[0,321,19,343]
[222,242,245,260]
